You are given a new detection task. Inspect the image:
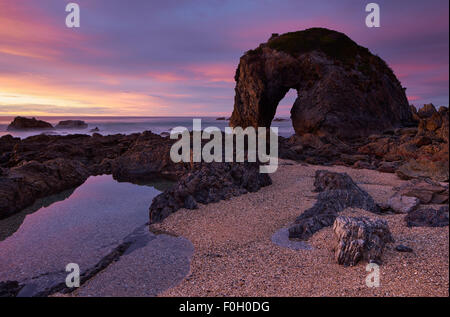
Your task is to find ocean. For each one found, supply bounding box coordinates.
[0,116,295,139]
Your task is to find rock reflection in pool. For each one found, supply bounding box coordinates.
[0,175,178,296]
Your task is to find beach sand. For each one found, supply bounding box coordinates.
[152,160,449,297]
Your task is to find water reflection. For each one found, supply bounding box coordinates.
[0,175,167,292]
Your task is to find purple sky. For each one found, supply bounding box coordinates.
[0,0,448,116]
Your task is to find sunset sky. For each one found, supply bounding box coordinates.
[0,0,448,116]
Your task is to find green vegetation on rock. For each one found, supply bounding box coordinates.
[267,28,371,64]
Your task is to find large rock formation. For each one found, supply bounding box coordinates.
[230,28,412,139]
[7,117,53,131]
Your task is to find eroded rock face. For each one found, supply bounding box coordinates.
[7,117,53,131]
[333,216,394,266]
[230,28,412,139]
[288,170,381,240]
[149,162,272,223]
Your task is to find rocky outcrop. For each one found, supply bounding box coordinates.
[55,120,88,129]
[278,104,449,182]
[405,206,449,228]
[149,162,272,223]
[0,130,272,219]
[288,170,381,240]
[391,179,448,205]
[333,216,394,266]
[0,158,89,219]
[230,28,412,139]
[111,131,189,182]
[7,117,53,131]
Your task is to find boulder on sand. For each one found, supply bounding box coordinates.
[7,117,53,131]
[333,216,394,266]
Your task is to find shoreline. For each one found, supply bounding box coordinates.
[151,161,449,297]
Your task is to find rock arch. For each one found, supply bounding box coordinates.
[230,28,413,139]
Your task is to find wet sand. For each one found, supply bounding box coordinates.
[152,160,449,297]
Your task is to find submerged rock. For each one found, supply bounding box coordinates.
[333,216,394,266]
[288,170,381,240]
[7,117,53,131]
[230,28,412,139]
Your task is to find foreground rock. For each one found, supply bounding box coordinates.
[405,206,449,228]
[230,28,412,139]
[7,117,53,131]
[333,216,394,266]
[55,120,88,129]
[288,170,381,240]
[149,162,272,223]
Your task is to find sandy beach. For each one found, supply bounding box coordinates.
[151,160,449,297]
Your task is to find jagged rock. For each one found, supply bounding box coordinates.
[149,162,272,223]
[417,103,437,119]
[288,170,381,240]
[405,206,449,227]
[230,28,412,139]
[55,120,88,129]
[333,216,394,266]
[418,105,449,143]
[7,117,53,131]
[386,195,420,214]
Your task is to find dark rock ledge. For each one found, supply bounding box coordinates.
[0,131,271,220]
